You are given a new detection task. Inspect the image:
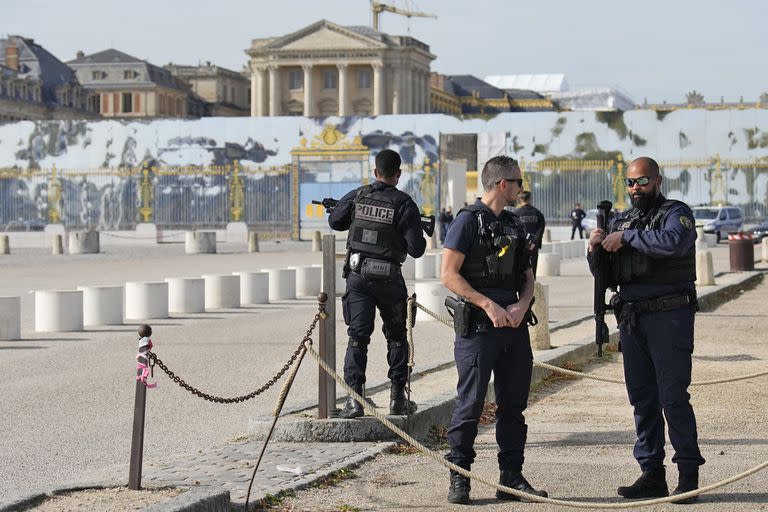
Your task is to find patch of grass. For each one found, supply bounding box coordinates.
[388,442,420,455]
[310,468,356,489]
[254,488,295,509]
[338,505,361,512]
[230,434,248,442]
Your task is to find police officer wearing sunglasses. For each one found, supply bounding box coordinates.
[441,155,547,504]
[587,156,703,503]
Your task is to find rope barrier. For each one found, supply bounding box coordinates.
[305,342,768,508]
[410,300,768,387]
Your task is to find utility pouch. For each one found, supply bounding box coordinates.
[610,293,624,323]
[445,296,470,338]
[360,257,393,280]
[524,296,538,326]
[342,250,351,279]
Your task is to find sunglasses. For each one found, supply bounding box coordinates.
[499,178,523,187]
[624,176,652,187]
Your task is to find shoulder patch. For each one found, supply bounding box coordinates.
[680,216,693,229]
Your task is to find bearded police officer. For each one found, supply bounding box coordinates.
[587,156,704,503]
[328,149,426,419]
[441,156,547,504]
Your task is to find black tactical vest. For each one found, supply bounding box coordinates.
[610,196,696,284]
[458,204,529,291]
[347,184,408,264]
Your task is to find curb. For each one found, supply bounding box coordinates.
[0,482,229,512]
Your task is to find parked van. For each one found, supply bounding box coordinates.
[692,206,743,242]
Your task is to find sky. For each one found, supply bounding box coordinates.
[4,0,766,104]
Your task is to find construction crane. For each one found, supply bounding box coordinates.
[371,1,437,31]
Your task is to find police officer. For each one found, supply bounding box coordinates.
[587,156,704,503]
[570,202,586,239]
[441,156,547,504]
[328,149,426,419]
[513,190,546,277]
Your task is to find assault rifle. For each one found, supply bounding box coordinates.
[312,198,339,212]
[593,200,614,357]
[312,197,436,236]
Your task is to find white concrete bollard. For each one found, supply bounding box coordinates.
[234,271,269,305]
[290,266,322,297]
[705,233,718,247]
[414,280,450,322]
[415,254,437,279]
[68,231,100,254]
[165,277,205,313]
[125,282,169,320]
[530,282,550,350]
[539,243,552,254]
[203,274,240,309]
[185,231,216,254]
[695,250,715,286]
[34,290,83,332]
[263,268,296,301]
[434,252,443,279]
[0,235,9,255]
[312,231,322,253]
[401,257,416,280]
[248,231,260,253]
[225,222,248,244]
[550,242,564,259]
[762,238,768,263]
[52,234,64,255]
[0,296,21,340]
[538,253,561,277]
[542,228,551,243]
[695,227,708,252]
[77,285,122,326]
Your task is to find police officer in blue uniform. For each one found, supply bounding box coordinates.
[588,156,704,503]
[441,156,547,504]
[328,149,426,419]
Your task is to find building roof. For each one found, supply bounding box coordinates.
[0,36,79,103]
[550,87,636,111]
[484,74,568,94]
[67,48,144,65]
[444,75,507,99]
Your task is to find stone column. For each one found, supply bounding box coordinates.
[416,70,424,113]
[250,69,258,116]
[373,63,384,115]
[302,64,314,117]
[426,70,432,113]
[392,68,401,114]
[256,67,267,116]
[337,63,348,116]
[268,65,280,116]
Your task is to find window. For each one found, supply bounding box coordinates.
[289,70,303,90]
[124,70,138,79]
[323,70,337,90]
[92,71,106,80]
[357,69,371,89]
[122,92,132,113]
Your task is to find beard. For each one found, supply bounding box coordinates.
[630,187,658,211]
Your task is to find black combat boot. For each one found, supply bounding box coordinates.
[496,470,548,501]
[338,384,364,419]
[617,467,669,499]
[447,470,471,504]
[389,383,417,415]
[670,467,699,504]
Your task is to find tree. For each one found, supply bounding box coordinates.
[686,90,705,105]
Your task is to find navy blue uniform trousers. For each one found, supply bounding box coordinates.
[446,326,532,472]
[342,271,409,388]
[620,306,705,472]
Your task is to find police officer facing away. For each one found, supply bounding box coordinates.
[441,156,547,504]
[328,149,426,419]
[514,190,546,277]
[587,156,704,503]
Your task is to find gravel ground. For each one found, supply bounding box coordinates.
[18,487,184,512]
[275,280,768,511]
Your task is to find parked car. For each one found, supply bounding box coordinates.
[581,209,598,237]
[750,221,768,243]
[692,206,743,242]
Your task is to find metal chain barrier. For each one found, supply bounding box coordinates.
[409,300,768,387]
[147,310,324,404]
[305,342,768,508]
